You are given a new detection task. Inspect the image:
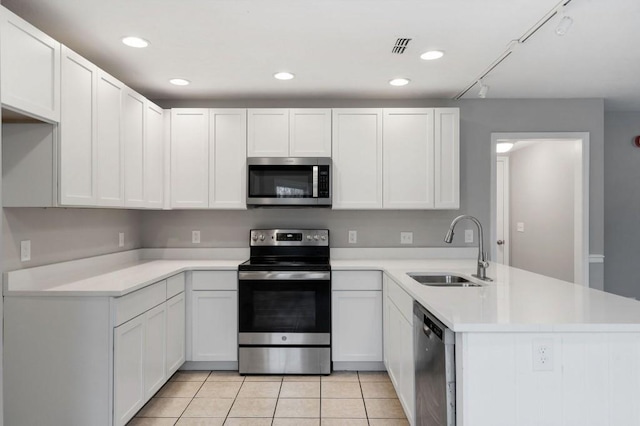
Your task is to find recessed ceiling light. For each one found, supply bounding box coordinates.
[121,36,149,48]
[420,50,444,60]
[169,78,190,86]
[389,78,410,87]
[274,72,295,80]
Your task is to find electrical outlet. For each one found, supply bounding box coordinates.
[464,229,473,243]
[348,230,357,244]
[119,232,125,247]
[20,240,31,262]
[532,339,554,371]
[517,222,525,232]
[192,230,201,244]
[400,232,413,244]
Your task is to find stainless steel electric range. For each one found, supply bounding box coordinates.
[238,229,331,375]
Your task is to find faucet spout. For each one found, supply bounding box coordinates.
[444,215,492,281]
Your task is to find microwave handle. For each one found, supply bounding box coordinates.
[312,166,318,198]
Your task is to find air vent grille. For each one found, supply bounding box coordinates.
[392,38,412,54]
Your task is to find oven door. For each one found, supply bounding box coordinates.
[238,270,331,345]
[246,158,331,206]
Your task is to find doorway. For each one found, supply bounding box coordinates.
[490,133,590,286]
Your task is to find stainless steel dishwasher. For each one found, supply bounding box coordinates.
[413,301,456,426]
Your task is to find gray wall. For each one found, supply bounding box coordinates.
[508,141,577,282]
[2,208,142,271]
[604,112,640,298]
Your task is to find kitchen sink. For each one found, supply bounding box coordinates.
[407,273,482,287]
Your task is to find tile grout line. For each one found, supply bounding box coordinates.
[357,371,372,425]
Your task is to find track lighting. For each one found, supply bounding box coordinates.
[478,80,489,98]
[555,14,573,36]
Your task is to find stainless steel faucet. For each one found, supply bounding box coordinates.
[444,215,493,281]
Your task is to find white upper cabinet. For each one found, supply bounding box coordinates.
[145,102,165,208]
[0,6,60,122]
[332,109,383,209]
[95,70,124,207]
[247,108,332,157]
[123,88,146,208]
[434,108,460,209]
[247,109,289,157]
[209,109,247,209]
[289,109,332,157]
[383,109,435,209]
[59,46,97,206]
[170,109,210,208]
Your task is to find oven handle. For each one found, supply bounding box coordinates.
[238,271,331,281]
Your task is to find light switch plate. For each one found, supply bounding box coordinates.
[192,230,201,244]
[400,232,413,244]
[517,222,525,232]
[118,232,125,247]
[348,230,357,244]
[464,229,473,243]
[21,240,31,262]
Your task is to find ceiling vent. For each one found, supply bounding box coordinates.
[392,38,412,54]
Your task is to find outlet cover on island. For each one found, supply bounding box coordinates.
[119,232,124,247]
[192,230,201,244]
[400,232,413,245]
[21,240,31,262]
[532,338,554,371]
[348,230,357,244]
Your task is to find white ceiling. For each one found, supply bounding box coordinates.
[3,0,639,110]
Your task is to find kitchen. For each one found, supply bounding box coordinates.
[1,0,640,425]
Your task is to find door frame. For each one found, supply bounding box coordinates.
[496,156,510,266]
[490,132,590,286]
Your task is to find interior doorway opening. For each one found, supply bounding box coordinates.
[490,133,590,286]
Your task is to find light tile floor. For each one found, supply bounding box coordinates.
[128,370,409,426]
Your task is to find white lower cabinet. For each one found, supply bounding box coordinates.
[383,274,415,425]
[332,271,383,364]
[144,303,167,399]
[166,292,186,375]
[114,313,146,426]
[192,290,238,361]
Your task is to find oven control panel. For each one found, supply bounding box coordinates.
[250,229,329,246]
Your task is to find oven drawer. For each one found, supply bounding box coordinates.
[239,347,331,375]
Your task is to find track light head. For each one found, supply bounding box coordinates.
[478,80,489,98]
[555,15,573,36]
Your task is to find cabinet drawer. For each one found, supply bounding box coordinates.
[114,280,166,326]
[191,271,237,290]
[332,271,382,291]
[167,273,185,299]
[386,276,413,323]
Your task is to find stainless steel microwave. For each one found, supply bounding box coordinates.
[247,157,332,207]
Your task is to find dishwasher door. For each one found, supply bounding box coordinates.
[413,302,456,426]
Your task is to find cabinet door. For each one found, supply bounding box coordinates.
[95,70,124,206]
[289,109,332,157]
[386,298,415,424]
[210,109,247,209]
[383,109,435,209]
[332,109,383,209]
[170,109,209,208]
[192,291,238,361]
[59,46,97,206]
[114,314,145,426]
[123,88,146,208]
[145,102,164,208]
[0,7,60,122]
[144,303,167,399]
[332,290,383,362]
[166,292,186,376]
[434,108,460,209]
[247,109,289,157]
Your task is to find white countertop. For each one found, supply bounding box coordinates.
[6,249,640,332]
